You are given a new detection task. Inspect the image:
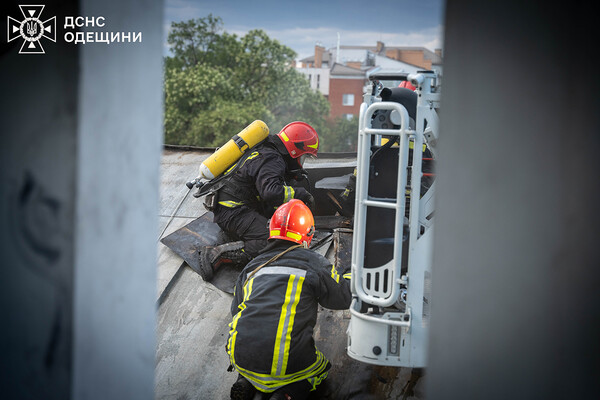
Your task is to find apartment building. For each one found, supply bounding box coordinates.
[297,42,443,119]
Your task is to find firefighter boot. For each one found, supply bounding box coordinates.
[230,374,255,400]
[198,241,250,281]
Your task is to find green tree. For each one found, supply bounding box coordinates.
[318,116,359,152]
[165,15,225,69]
[164,16,331,147]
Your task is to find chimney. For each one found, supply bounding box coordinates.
[314,45,325,68]
[376,41,385,53]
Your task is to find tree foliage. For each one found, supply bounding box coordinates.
[164,15,332,148]
[319,116,359,152]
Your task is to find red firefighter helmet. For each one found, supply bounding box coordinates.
[399,80,416,91]
[277,121,319,166]
[269,199,315,246]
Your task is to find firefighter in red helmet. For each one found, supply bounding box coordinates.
[398,80,417,91]
[227,200,352,400]
[197,122,320,281]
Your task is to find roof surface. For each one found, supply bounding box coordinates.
[301,45,442,68]
[330,62,366,77]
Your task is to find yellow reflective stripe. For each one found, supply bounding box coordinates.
[282,277,303,375]
[307,369,329,390]
[218,200,244,207]
[228,278,254,361]
[283,185,295,202]
[272,275,304,376]
[280,132,289,142]
[237,349,328,392]
[271,276,294,375]
[408,142,427,152]
[270,229,281,237]
[225,162,238,175]
[225,151,260,176]
[342,272,351,280]
[307,137,318,149]
[242,151,260,166]
[238,152,258,171]
[286,231,302,241]
[330,265,340,283]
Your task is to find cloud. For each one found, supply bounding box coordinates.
[162,1,444,60]
[235,25,444,60]
[164,0,205,22]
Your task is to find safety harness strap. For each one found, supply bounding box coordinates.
[198,148,262,206]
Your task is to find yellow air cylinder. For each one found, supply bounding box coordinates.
[199,120,269,180]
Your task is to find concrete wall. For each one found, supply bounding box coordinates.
[0,0,163,398]
[427,1,600,399]
[1,1,79,398]
[72,1,163,399]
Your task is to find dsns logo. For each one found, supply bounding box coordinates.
[7,5,56,54]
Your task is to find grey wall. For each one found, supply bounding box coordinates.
[427,1,600,399]
[0,0,163,399]
[72,1,163,399]
[1,1,79,398]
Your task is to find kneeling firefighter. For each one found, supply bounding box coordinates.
[227,199,352,400]
[198,121,319,281]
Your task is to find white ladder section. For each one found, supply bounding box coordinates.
[347,71,439,367]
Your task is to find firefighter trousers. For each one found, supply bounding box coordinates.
[215,206,269,258]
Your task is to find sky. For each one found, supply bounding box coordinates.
[164,0,445,60]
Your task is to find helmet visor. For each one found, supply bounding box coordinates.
[298,154,307,167]
[297,153,316,167]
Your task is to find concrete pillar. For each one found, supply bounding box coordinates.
[0,1,163,398]
[427,1,600,399]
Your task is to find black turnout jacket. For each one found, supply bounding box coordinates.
[227,241,352,393]
[213,136,312,223]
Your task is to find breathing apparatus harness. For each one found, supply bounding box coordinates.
[197,144,265,212]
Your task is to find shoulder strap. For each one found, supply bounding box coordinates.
[197,147,262,197]
[243,244,304,287]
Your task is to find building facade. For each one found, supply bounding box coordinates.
[297,42,442,119]
[328,64,366,119]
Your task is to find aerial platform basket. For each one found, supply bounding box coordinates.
[348,71,440,367]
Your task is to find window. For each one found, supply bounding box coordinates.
[342,94,354,106]
[344,114,354,121]
[317,74,320,89]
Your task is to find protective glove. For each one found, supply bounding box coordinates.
[285,169,309,187]
[304,192,316,211]
[287,168,308,181]
[295,187,315,211]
